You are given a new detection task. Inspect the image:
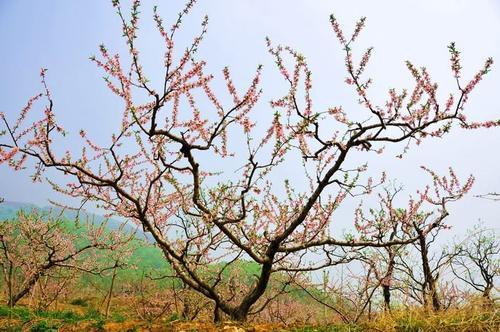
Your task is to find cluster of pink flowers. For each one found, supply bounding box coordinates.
[351,17,366,43]
[12,94,42,134]
[328,106,350,124]
[448,42,462,79]
[356,47,373,78]
[420,166,474,205]
[223,66,240,104]
[329,14,346,45]
[0,147,19,165]
[462,57,494,103]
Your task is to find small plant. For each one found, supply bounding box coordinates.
[29,320,59,332]
[166,312,180,322]
[70,298,89,307]
[0,305,33,321]
[91,318,106,331]
[111,312,126,323]
[84,307,103,320]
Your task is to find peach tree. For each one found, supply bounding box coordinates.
[0,0,498,321]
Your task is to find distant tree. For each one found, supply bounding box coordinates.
[128,271,179,324]
[396,222,451,311]
[100,236,135,318]
[0,211,132,307]
[0,0,498,321]
[343,170,470,314]
[452,226,499,303]
[394,172,467,312]
[353,186,408,312]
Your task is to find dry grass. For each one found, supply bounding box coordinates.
[363,305,499,332]
[0,298,498,331]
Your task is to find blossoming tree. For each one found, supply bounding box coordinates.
[0,0,498,321]
[352,167,473,312]
[451,226,499,303]
[0,211,132,307]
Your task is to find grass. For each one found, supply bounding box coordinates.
[366,306,500,332]
[290,325,363,332]
[281,305,500,332]
[69,298,88,307]
[0,304,497,331]
[0,304,117,331]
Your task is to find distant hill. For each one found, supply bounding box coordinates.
[0,200,144,238]
[0,201,38,220]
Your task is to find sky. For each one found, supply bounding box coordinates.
[0,0,499,240]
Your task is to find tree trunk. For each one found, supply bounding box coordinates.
[429,279,441,311]
[213,302,222,323]
[383,252,395,312]
[228,308,249,322]
[418,232,440,311]
[8,271,43,307]
[222,255,276,322]
[104,261,119,319]
[382,285,391,311]
[482,284,493,307]
[7,266,13,309]
[483,285,492,300]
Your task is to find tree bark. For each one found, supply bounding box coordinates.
[417,232,441,311]
[104,261,119,319]
[213,302,222,323]
[8,271,43,307]
[382,285,391,311]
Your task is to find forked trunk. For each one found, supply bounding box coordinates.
[7,270,45,307]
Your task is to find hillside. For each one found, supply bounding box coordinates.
[0,200,141,236]
[0,201,265,286]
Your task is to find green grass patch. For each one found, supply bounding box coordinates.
[290,325,364,332]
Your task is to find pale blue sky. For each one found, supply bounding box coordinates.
[1,0,499,238]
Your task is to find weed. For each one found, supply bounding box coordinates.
[29,320,59,332]
[69,298,88,307]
